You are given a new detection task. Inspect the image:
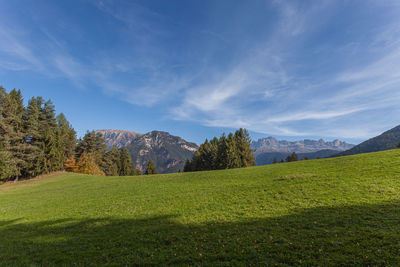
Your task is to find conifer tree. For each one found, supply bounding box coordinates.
[76,131,107,171]
[0,87,77,181]
[56,113,76,161]
[145,160,157,175]
[226,133,241,168]
[234,128,255,167]
[183,158,192,172]
[291,152,298,162]
[24,97,43,177]
[102,146,120,176]
[1,89,26,181]
[119,147,136,176]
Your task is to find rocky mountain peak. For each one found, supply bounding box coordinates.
[95,129,142,149]
[252,137,354,155]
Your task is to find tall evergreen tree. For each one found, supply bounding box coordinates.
[76,131,107,171]
[24,97,44,177]
[234,128,255,167]
[183,158,192,172]
[1,89,26,181]
[56,113,76,160]
[226,133,241,168]
[119,147,136,176]
[145,160,157,175]
[0,87,77,181]
[102,146,120,176]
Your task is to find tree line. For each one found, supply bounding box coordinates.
[184,128,255,172]
[0,87,156,181]
[0,87,76,181]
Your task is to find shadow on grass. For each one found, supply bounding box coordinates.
[1,202,399,266]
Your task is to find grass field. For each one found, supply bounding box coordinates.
[1,150,400,266]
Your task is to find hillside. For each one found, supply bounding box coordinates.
[95,129,142,149]
[255,149,339,165]
[252,137,354,155]
[1,150,399,265]
[335,125,400,157]
[126,131,198,173]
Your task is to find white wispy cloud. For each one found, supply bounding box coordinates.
[1,1,400,141]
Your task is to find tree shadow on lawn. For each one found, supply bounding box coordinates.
[1,202,399,266]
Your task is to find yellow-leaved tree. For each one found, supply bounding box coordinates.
[75,152,105,176]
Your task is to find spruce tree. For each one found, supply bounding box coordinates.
[119,147,136,176]
[24,97,44,177]
[103,146,120,176]
[234,128,255,167]
[1,89,26,181]
[183,158,192,172]
[145,160,157,175]
[291,152,298,162]
[226,133,241,168]
[76,131,107,172]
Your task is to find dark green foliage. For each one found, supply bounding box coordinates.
[76,131,107,171]
[185,128,255,172]
[119,147,137,176]
[0,86,77,181]
[145,160,157,175]
[286,152,298,162]
[183,158,192,172]
[102,146,120,176]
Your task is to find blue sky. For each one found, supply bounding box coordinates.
[1,0,400,144]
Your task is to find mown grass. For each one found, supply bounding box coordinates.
[1,150,400,266]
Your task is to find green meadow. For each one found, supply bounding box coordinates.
[1,150,400,266]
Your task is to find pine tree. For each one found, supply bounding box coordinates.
[145,160,157,175]
[56,113,76,161]
[119,147,136,176]
[234,128,255,167]
[102,146,120,176]
[291,152,298,162]
[76,131,107,172]
[183,158,192,172]
[226,133,241,168]
[1,89,27,181]
[24,97,43,177]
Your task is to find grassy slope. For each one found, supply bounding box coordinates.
[1,150,400,266]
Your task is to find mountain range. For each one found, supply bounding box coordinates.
[334,125,400,157]
[255,149,340,165]
[251,137,354,155]
[97,124,400,172]
[97,130,198,173]
[95,130,142,149]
